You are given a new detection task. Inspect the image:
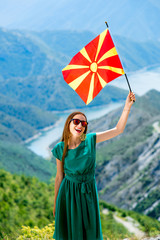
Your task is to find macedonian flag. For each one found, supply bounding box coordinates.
[62,28,125,104]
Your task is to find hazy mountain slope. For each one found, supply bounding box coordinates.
[0,94,58,183]
[0,94,58,142]
[0,75,128,110]
[89,90,160,219]
[1,27,160,77]
[113,36,160,71]
[33,30,160,72]
[1,28,160,110]
[0,0,159,41]
[1,27,160,76]
[0,28,62,79]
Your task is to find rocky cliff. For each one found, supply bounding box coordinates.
[91,90,160,220]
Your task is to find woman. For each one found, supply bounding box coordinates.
[52,91,135,240]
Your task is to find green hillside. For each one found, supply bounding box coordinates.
[0,140,57,182]
[1,169,160,240]
[0,169,55,239]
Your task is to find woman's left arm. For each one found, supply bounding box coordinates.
[96,91,136,143]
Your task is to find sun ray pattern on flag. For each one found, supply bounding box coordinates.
[62,28,125,104]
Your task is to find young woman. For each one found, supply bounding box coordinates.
[52,91,135,240]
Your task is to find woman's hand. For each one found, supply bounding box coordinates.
[53,205,56,217]
[125,91,136,109]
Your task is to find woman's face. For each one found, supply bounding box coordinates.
[69,114,87,138]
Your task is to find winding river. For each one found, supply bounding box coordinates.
[26,102,123,159]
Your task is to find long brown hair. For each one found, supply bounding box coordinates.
[61,111,88,175]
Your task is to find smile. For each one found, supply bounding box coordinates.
[75,128,82,133]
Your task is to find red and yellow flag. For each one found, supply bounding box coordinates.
[62,28,125,104]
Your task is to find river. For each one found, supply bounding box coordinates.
[26,102,123,159]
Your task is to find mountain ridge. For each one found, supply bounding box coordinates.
[1,28,160,111]
[90,89,160,220]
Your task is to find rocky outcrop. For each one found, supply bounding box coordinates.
[93,90,160,219]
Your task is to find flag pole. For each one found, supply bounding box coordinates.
[105,21,109,28]
[105,21,135,102]
[124,73,132,92]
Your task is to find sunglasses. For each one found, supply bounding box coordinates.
[70,119,88,127]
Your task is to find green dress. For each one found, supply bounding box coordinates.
[51,133,103,240]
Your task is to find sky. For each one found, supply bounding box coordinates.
[0,0,160,41]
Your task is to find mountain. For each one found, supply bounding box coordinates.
[0,28,63,79]
[88,90,160,220]
[0,0,160,41]
[0,93,58,142]
[1,28,160,111]
[0,93,59,183]
[0,93,58,185]
[0,92,58,184]
[33,30,160,71]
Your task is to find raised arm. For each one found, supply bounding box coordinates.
[96,91,135,143]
